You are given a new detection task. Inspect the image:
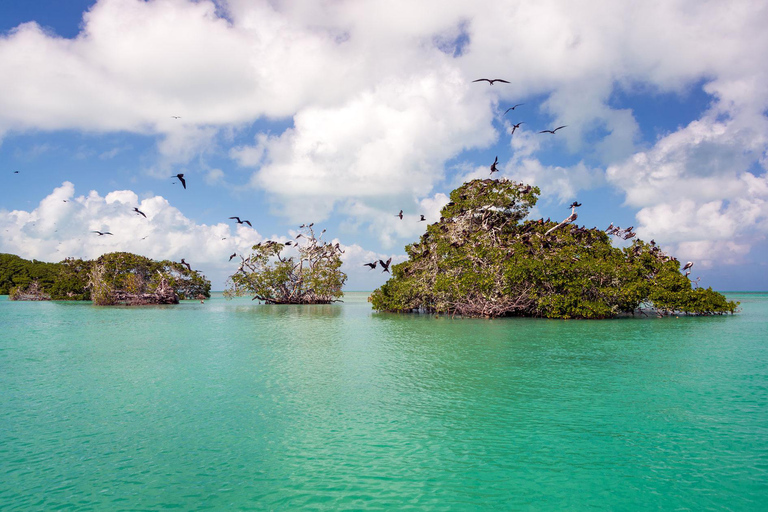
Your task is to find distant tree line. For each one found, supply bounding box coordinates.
[1,252,210,303]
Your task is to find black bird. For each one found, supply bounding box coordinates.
[379,257,392,273]
[92,230,113,236]
[13,170,19,174]
[396,210,403,220]
[473,78,510,85]
[539,125,567,134]
[133,207,147,218]
[229,216,252,227]
[171,116,181,119]
[504,104,524,114]
[172,173,186,189]
[420,215,426,221]
[510,122,524,135]
[229,253,237,261]
[490,156,500,174]
[569,201,582,208]
[364,262,377,270]
[180,259,192,271]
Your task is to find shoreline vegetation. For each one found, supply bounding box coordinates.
[1,252,210,305]
[369,179,738,319]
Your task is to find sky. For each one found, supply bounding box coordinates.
[1,0,767,292]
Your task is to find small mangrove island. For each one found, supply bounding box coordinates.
[0,252,210,305]
[370,179,738,319]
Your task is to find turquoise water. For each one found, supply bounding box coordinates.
[1,292,766,510]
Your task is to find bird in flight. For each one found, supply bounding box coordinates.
[510,122,524,135]
[420,215,426,221]
[92,231,113,236]
[504,104,524,114]
[539,125,567,134]
[229,216,252,227]
[473,78,510,85]
[364,261,377,270]
[396,210,404,220]
[171,116,181,119]
[490,156,500,174]
[569,201,582,208]
[13,170,19,174]
[133,207,147,218]
[172,173,186,189]
[229,252,237,261]
[379,257,392,273]
[180,259,192,271]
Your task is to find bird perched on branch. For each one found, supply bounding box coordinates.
[180,259,192,271]
[682,261,694,271]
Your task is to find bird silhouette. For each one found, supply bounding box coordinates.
[229,216,252,227]
[569,201,582,208]
[180,259,192,271]
[510,122,524,135]
[92,231,113,236]
[379,257,392,273]
[13,170,19,174]
[682,261,694,271]
[364,262,377,270]
[172,173,186,189]
[229,252,237,261]
[504,104,524,114]
[171,116,181,119]
[490,156,500,174]
[539,125,567,134]
[473,78,510,85]
[396,210,403,220]
[133,207,147,218]
[420,215,426,221]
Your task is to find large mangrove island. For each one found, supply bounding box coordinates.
[370,179,738,319]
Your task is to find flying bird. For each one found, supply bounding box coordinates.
[171,116,181,119]
[473,78,510,85]
[13,170,19,174]
[504,104,524,114]
[490,156,500,174]
[569,201,582,208]
[133,207,147,218]
[510,122,524,135]
[180,259,192,271]
[379,257,392,273]
[364,262,377,270]
[172,173,186,189]
[229,216,252,227]
[92,231,113,236]
[229,252,237,261]
[420,215,426,221]
[539,125,567,134]
[396,210,404,220]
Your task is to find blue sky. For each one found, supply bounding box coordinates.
[1,0,767,291]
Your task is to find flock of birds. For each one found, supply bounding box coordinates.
[11,80,693,280]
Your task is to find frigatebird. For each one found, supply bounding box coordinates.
[569,201,582,208]
[133,207,147,218]
[490,156,500,174]
[229,253,237,261]
[396,210,404,220]
[171,116,181,119]
[473,78,510,85]
[172,173,186,189]
[420,215,426,221]
[364,262,377,270]
[229,216,252,227]
[92,231,113,236]
[539,125,567,134]
[379,257,392,273]
[510,122,524,135]
[682,261,694,271]
[504,104,524,114]
[180,258,192,271]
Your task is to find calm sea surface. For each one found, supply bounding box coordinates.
[1,292,766,510]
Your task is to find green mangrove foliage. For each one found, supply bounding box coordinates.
[226,225,347,304]
[1,252,210,303]
[370,179,738,319]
